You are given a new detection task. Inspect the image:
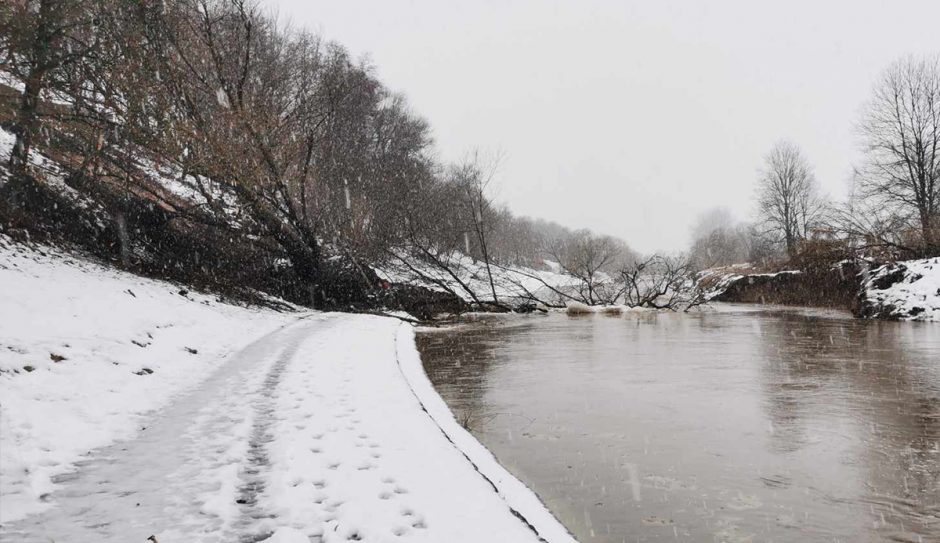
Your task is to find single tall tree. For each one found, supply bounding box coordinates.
[858,55,940,254]
[453,152,501,304]
[756,141,824,257]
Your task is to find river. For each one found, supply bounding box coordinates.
[417,305,940,543]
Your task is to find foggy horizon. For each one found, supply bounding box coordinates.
[271,0,940,253]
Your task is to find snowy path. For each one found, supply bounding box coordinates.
[2,313,575,543]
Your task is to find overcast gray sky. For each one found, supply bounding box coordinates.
[268,0,940,253]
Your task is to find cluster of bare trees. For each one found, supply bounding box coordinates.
[743,55,940,266]
[489,228,705,311]
[1,0,671,311]
[543,230,631,305]
[11,2,929,311]
[688,207,777,269]
[0,0,558,308]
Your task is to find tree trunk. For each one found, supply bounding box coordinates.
[7,72,44,202]
[920,210,935,255]
[273,231,322,308]
[114,210,131,267]
[270,226,323,308]
[8,0,57,204]
[479,234,498,304]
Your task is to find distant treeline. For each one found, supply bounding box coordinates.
[691,56,940,270]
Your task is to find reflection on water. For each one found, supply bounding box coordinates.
[417,306,940,543]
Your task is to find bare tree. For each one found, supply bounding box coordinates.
[688,207,751,268]
[1,0,110,201]
[828,170,917,258]
[857,55,940,255]
[547,229,624,305]
[453,151,502,304]
[756,141,825,257]
[618,254,705,311]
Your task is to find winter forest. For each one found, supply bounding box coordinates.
[2,0,940,315]
[2,1,940,543]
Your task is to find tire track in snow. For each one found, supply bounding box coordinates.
[0,317,321,543]
[234,331,307,543]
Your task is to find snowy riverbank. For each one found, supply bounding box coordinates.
[0,238,576,542]
[858,257,940,321]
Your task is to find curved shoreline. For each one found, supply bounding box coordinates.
[1,238,579,541]
[395,323,579,543]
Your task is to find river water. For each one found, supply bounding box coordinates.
[416,305,940,543]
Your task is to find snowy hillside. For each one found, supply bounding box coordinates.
[0,236,301,522]
[858,258,940,321]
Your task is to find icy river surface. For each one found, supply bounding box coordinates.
[417,305,940,543]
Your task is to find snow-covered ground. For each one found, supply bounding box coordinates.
[0,238,577,542]
[860,257,940,321]
[0,236,300,522]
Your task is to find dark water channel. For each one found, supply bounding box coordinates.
[416,305,940,543]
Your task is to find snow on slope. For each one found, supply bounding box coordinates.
[378,252,581,306]
[860,257,940,321]
[1,238,579,542]
[0,125,244,228]
[0,129,102,218]
[0,237,300,522]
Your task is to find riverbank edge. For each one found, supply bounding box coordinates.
[705,262,862,310]
[704,259,940,321]
[395,324,580,543]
